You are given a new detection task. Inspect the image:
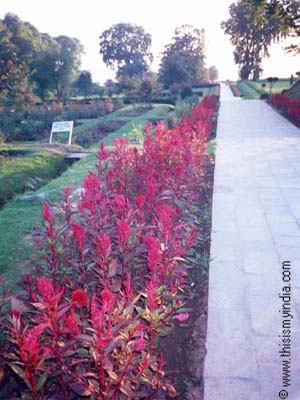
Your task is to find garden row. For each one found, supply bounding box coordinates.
[0,96,219,399]
[0,98,119,142]
[269,93,300,126]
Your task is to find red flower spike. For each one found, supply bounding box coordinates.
[135,194,145,209]
[65,308,79,337]
[145,236,161,272]
[117,218,131,244]
[42,201,54,223]
[97,231,111,261]
[100,285,115,313]
[134,332,146,351]
[36,277,55,304]
[72,289,88,307]
[72,222,86,252]
[91,295,103,331]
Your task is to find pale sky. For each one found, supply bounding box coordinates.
[0,0,299,84]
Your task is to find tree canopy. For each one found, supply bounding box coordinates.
[0,13,84,104]
[158,25,206,88]
[99,23,153,80]
[222,0,300,80]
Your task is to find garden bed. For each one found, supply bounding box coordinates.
[268,93,300,127]
[75,119,128,147]
[0,97,218,399]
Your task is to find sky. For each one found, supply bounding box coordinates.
[0,0,299,84]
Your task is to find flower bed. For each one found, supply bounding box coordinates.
[0,99,114,142]
[0,96,219,399]
[268,93,300,126]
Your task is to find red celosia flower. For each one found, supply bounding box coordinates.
[145,236,161,272]
[101,285,115,313]
[98,142,109,161]
[97,231,111,261]
[42,201,54,223]
[117,218,131,244]
[134,332,146,351]
[91,295,103,331]
[65,309,79,337]
[20,324,45,366]
[135,194,145,209]
[124,272,134,301]
[83,172,101,195]
[114,194,126,210]
[72,222,86,252]
[146,278,159,312]
[72,289,88,307]
[133,322,147,334]
[36,277,55,304]
[62,185,72,199]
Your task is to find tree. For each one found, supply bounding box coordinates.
[281,0,300,54]
[222,0,300,80]
[139,78,153,103]
[31,36,83,100]
[99,23,153,79]
[208,66,218,82]
[0,13,84,103]
[0,15,35,105]
[159,25,206,88]
[73,70,93,97]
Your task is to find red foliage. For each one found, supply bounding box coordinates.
[2,96,219,399]
[269,93,300,126]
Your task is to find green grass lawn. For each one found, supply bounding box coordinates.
[0,149,68,208]
[237,81,261,99]
[0,104,170,291]
[238,79,292,99]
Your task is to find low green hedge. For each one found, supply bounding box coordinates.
[0,150,67,208]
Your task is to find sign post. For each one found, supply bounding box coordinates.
[49,121,74,145]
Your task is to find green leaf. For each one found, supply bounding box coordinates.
[37,372,48,391]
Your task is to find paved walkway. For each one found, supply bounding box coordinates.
[204,84,300,399]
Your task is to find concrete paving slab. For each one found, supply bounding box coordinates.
[204,84,300,400]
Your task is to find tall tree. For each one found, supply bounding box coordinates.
[159,25,206,88]
[222,0,300,80]
[0,14,37,104]
[73,70,93,97]
[31,36,83,100]
[99,23,153,80]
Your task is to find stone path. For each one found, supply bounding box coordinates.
[204,84,300,399]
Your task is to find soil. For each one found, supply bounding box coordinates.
[160,156,214,400]
[75,119,128,147]
[160,105,219,399]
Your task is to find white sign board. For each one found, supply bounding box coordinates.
[49,120,74,145]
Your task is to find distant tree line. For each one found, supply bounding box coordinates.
[0,13,219,109]
[99,22,218,96]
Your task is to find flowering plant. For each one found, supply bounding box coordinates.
[1,96,219,398]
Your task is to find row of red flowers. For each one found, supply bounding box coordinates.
[269,93,300,126]
[1,96,218,399]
